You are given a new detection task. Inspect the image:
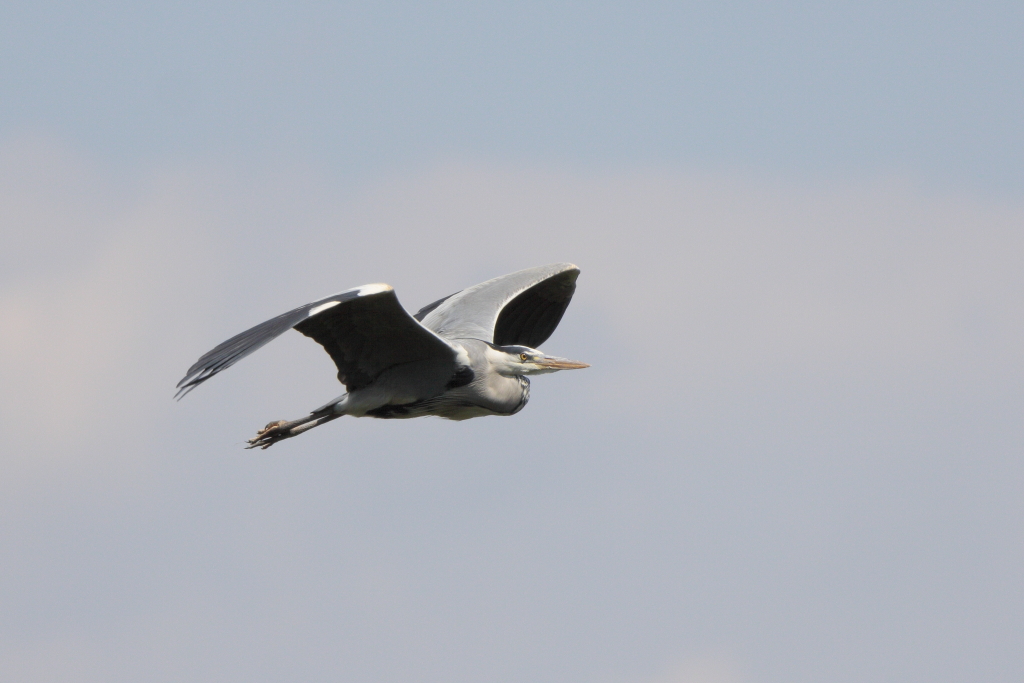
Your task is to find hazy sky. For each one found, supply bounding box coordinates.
[1,4,1022,683]
[4,2,1024,192]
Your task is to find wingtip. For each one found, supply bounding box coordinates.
[174,375,202,400]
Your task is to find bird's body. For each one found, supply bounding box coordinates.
[177,263,587,448]
[360,340,531,421]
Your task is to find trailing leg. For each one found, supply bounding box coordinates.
[246,404,343,450]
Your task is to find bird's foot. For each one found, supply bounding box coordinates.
[246,419,298,450]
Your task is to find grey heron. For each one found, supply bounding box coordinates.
[176,263,588,449]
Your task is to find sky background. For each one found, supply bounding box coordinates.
[1,3,1023,682]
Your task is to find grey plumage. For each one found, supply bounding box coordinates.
[176,263,588,448]
[419,263,578,347]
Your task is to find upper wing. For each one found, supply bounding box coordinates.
[418,263,579,348]
[176,284,457,398]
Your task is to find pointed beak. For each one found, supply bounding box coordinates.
[536,356,590,370]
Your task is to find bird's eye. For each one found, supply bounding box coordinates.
[520,353,529,361]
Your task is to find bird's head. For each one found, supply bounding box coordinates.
[487,344,590,376]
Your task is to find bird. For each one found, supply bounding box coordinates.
[176,263,589,449]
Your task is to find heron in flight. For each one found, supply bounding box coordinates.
[177,263,588,449]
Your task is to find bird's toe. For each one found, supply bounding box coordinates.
[246,419,295,449]
[257,420,288,436]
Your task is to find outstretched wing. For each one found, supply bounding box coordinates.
[176,284,457,398]
[418,263,579,348]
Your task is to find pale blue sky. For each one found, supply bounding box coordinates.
[1,4,1022,683]
[3,2,1023,191]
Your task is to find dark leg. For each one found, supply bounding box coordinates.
[246,405,343,450]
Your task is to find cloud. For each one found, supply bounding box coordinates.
[2,138,1023,683]
[2,145,1022,489]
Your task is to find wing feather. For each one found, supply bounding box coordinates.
[419,263,579,348]
[176,285,456,398]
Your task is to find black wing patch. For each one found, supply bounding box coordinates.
[177,287,456,398]
[293,289,455,392]
[175,289,367,399]
[492,268,579,348]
